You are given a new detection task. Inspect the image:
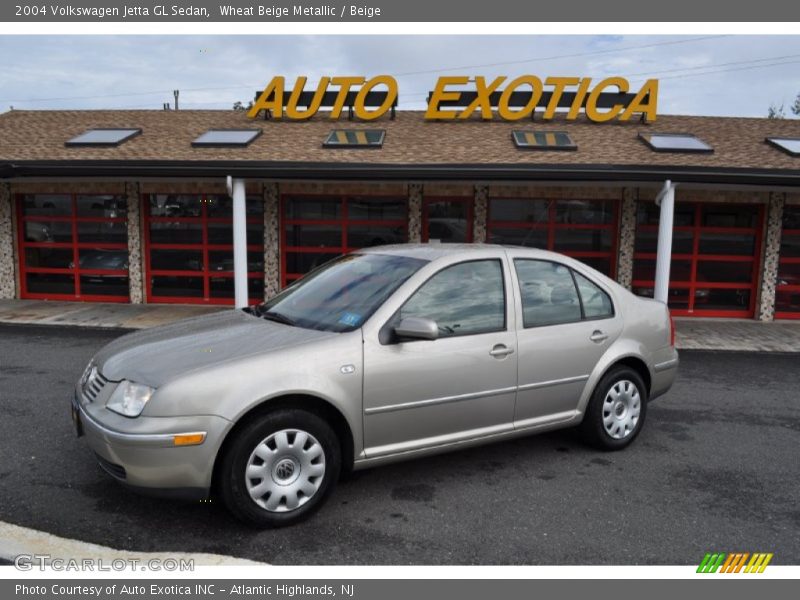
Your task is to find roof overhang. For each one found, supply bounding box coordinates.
[2,160,800,187]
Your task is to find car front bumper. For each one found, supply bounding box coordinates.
[72,390,230,500]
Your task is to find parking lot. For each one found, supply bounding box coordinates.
[0,322,798,565]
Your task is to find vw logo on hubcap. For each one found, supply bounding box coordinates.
[273,458,299,484]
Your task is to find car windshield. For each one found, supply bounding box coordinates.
[249,253,428,332]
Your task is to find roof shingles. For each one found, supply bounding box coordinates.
[0,109,799,172]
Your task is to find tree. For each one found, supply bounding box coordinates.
[767,91,800,119]
[233,100,253,111]
[767,102,786,119]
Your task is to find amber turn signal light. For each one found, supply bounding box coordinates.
[173,433,206,446]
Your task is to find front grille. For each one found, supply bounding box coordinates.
[94,453,126,480]
[83,369,109,402]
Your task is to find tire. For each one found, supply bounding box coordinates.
[579,366,648,451]
[219,409,341,528]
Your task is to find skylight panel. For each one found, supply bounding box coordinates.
[192,129,262,147]
[766,137,800,156]
[639,132,713,153]
[65,128,141,147]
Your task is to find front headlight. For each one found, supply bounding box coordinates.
[106,381,155,417]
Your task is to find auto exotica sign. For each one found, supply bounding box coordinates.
[248,75,659,122]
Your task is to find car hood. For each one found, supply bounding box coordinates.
[94,309,337,387]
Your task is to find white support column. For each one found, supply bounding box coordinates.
[654,180,676,305]
[228,176,249,308]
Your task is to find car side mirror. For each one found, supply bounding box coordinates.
[394,316,439,341]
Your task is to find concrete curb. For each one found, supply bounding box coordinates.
[0,520,264,567]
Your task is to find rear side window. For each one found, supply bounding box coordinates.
[514,259,581,327]
[514,259,614,327]
[573,271,614,319]
[399,259,506,337]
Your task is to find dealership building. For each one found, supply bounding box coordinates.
[0,105,799,320]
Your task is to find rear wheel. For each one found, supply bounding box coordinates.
[579,366,647,450]
[220,409,341,528]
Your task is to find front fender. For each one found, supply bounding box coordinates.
[141,331,365,457]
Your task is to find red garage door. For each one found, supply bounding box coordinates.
[17,194,129,302]
[633,202,764,318]
[776,205,800,319]
[281,195,408,286]
[486,197,619,277]
[422,197,473,243]
[144,193,265,304]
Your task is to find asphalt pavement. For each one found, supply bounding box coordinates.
[0,323,798,565]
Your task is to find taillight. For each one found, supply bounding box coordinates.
[668,310,675,347]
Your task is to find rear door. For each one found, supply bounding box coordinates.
[509,255,622,427]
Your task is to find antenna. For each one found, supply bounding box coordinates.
[163,102,170,111]
[173,89,180,111]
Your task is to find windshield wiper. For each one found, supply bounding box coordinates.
[260,310,296,326]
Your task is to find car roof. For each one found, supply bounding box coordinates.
[356,243,561,262]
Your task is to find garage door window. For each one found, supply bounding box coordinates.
[633,202,763,317]
[776,205,800,319]
[422,197,473,243]
[17,194,129,302]
[144,194,265,304]
[488,198,619,277]
[281,195,408,286]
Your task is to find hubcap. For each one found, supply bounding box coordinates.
[602,379,641,440]
[245,429,326,512]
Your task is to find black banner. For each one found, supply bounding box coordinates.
[3,0,799,22]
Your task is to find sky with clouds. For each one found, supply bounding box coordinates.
[1,34,799,117]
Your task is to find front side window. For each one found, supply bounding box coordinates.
[398,260,506,338]
[515,259,581,327]
[255,253,427,332]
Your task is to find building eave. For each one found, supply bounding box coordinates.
[1,160,800,187]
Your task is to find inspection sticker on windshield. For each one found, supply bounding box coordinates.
[338,312,362,326]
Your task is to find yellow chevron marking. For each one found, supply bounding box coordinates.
[757,553,773,573]
[355,131,368,145]
[747,553,770,573]
[335,131,348,144]
[545,132,557,146]
[524,132,537,146]
[744,553,760,573]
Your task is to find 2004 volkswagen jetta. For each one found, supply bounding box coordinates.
[72,244,678,527]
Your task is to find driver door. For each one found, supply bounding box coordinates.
[362,257,518,457]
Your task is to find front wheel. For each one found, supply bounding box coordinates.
[579,366,648,450]
[219,409,341,528]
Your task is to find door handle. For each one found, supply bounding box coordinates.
[489,344,515,358]
[590,330,609,343]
